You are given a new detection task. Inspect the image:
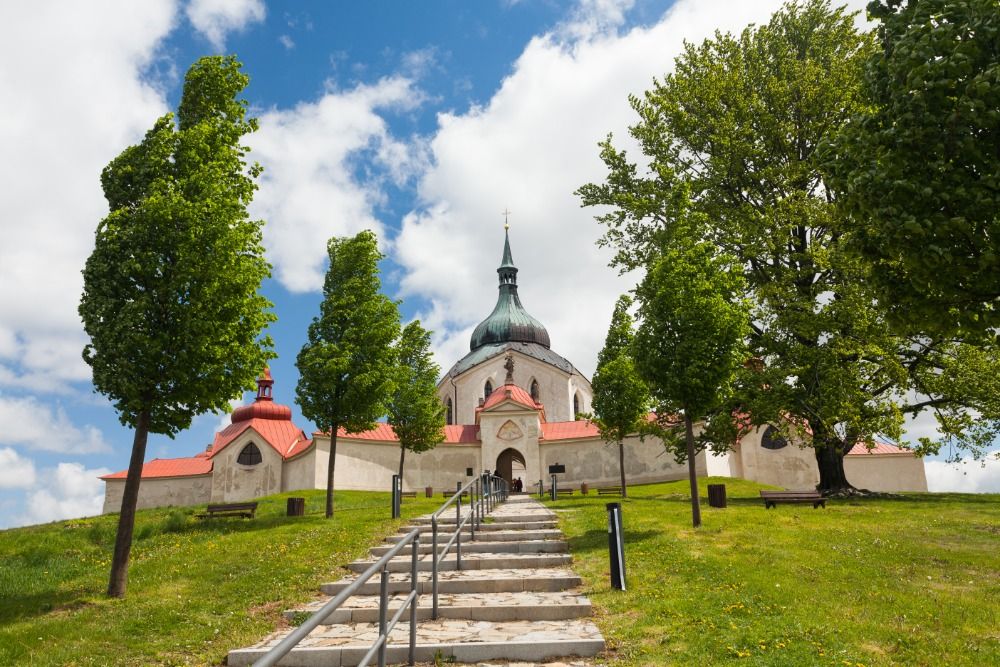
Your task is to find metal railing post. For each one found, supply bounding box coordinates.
[409,533,418,666]
[469,478,477,541]
[455,481,462,570]
[378,567,389,667]
[432,517,439,620]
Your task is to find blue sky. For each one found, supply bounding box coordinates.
[1,0,997,529]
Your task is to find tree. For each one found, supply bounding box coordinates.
[296,231,400,518]
[633,227,749,528]
[387,320,446,483]
[578,0,1000,493]
[79,56,274,598]
[827,0,1000,337]
[589,295,650,498]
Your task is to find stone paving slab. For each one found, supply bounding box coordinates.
[370,539,567,557]
[321,567,583,596]
[285,591,592,624]
[347,551,572,573]
[228,619,604,667]
[387,528,563,543]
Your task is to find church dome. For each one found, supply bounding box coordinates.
[470,228,551,351]
[231,368,293,422]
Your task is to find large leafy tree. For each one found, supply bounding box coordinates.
[589,295,650,498]
[633,225,749,528]
[296,231,400,518]
[79,56,274,598]
[828,0,1000,336]
[387,320,446,483]
[578,0,1000,493]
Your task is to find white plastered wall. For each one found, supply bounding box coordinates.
[102,475,212,513]
[210,429,283,503]
[844,453,928,492]
[538,434,699,489]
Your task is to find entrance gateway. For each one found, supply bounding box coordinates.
[495,447,526,486]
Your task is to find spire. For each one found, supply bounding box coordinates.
[469,227,551,351]
[255,367,274,401]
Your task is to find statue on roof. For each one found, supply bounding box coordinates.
[504,352,515,384]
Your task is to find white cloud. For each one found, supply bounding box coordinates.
[396,0,876,378]
[20,462,111,526]
[925,451,1000,493]
[250,76,426,292]
[0,397,111,454]
[0,2,174,394]
[186,0,265,51]
[279,33,295,50]
[0,448,37,489]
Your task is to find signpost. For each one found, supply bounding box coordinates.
[607,502,626,590]
[548,463,565,501]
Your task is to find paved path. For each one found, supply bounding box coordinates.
[228,495,605,666]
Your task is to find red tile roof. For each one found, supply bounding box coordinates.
[444,424,480,443]
[211,418,310,459]
[313,423,481,444]
[100,456,212,480]
[541,420,600,440]
[847,441,914,456]
[475,384,546,423]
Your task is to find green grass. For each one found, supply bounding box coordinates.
[0,489,440,666]
[542,477,1000,666]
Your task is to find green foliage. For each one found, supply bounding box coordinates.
[387,320,446,471]
[827,0,1000,336]
[0,489,442,666]
[295,230,400,436]
[546,479,1000,666]
[591,296,650,447]
[578,0,1000,489]
[633,233,749,435]
[80,54,274,435]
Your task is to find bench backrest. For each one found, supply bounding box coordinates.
[207,502,258,511]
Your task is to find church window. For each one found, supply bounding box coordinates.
[761,426,788,450]
[530,379,539,402]
[484,380,493,399]
[446,398,453,425]
[237,442,262,465]
[573,392,581,419]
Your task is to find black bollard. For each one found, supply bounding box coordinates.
[550,474,557,501]
[607,502,626,590]
[391,474,401,518]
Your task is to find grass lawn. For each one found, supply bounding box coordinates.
[0,489,440,666]
[543,477,1000,666]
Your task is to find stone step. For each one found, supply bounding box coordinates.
[386,529,563,543]
[321,568,582,596]
[397,520,558,533]
[283,591,591,624]
[409,513,554,526]
[369,539,567,557]
[227,618,604,667]
[346,552,572,573]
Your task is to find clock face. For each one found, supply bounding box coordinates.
[761,425,788,450]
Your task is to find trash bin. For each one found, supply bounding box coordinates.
[425,486,433,498]
[286,497,305,516]
[707,484,727,508]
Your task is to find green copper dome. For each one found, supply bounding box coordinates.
[470,229,551,351]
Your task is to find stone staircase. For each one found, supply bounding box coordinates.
[227,495,605,666]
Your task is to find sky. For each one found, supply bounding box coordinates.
[1,0,997,529]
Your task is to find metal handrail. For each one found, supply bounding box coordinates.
[253,526,421,667]
[431,473,507,619]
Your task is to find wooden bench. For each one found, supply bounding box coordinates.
[556,489,574,497]
[196,501,258,519]
[441,491,470,500]
[597,487,622,496]
[400,491,417,499]
[760,491,826,509]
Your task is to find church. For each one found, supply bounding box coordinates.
[101,230,926,513]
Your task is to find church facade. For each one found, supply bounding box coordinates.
[101,230,925,513]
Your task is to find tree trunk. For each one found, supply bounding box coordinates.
[684,412,701,528]
[815,441,853,494]
[618,440,627,498]
[398,445,405,483]
[107,410,151,598]
[326,424,339,518]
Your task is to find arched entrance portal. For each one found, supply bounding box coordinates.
[495,448,526,489]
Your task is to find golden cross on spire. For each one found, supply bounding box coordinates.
[502,208,511,230]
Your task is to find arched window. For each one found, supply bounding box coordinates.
[573,392,581,420]
[530,379,540,402]
[761,425,788,450]
[446,398,453,425]
[484,380,493,399]
[237,442,262,465]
